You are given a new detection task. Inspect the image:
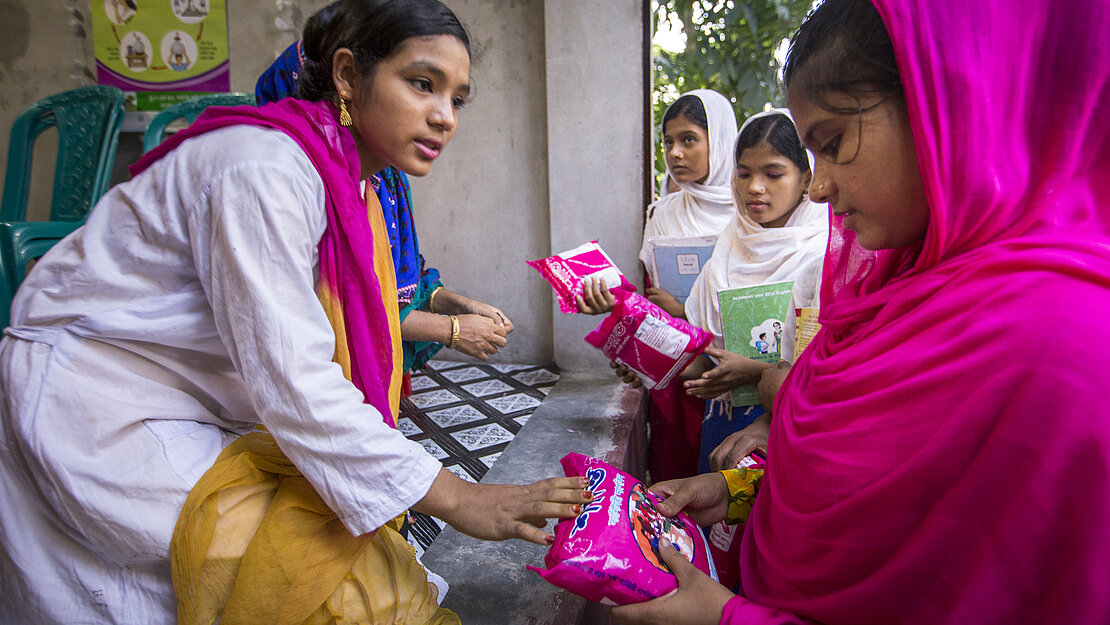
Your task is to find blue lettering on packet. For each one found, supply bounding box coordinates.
[608,474,624,525]
[570,467,607,537]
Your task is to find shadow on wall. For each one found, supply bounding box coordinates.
[0,1,32,78]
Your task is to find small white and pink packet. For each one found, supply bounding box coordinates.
[585,290,713,390]
[527,241,637,314]
[528,453,716,605]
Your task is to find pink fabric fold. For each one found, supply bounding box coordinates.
[131,99,396,427]
[734,0,1110,623]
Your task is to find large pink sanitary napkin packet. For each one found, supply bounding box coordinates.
[528,453,716,605]
[584,290,713,390]
[527,241,636,314]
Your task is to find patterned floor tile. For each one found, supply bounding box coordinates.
[440,366,490,383]
[486,393,542,414]
[396,417,421,437]
[513,368,561,386]
[424,360,465,371]
[425,404,487,428]
[417,439,449,460]
[409,388,463,409]
[450,423,515,451]
[460,379,515,397]
[408,374,440,391]
[489,363,535,373]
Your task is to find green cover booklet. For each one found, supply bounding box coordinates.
[717,280,795,406]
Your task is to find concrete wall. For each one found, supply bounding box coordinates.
[542,0,647,371]
[408,0,555,366]
[0,0,648,371]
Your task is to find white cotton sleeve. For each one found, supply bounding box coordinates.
[188,129,441,536]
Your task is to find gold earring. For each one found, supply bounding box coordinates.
[338,94,352,127]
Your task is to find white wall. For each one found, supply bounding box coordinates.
[0,0,648,371]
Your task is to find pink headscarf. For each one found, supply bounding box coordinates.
[727,0,1110,622]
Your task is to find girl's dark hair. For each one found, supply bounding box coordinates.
[298,0,471,102]
[735,113,810,174]
[662,94,708,132]
[782,0,901,114]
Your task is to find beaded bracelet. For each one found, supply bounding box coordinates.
[447,315,460,349]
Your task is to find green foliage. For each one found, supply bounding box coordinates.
[652,0,813,186]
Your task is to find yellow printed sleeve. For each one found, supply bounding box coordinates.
[721,466,765,526]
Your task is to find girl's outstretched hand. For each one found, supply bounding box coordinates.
[648,471,730,527]
[684,347,773,399]
[709,413,770,471]
[415,469,593,545]
[576,278,617,315]
[610,537,734,625]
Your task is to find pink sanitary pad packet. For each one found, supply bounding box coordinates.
[528,453,715,605]
[584,290,713,389]
[527,241,636,314]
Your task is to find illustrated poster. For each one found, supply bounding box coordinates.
[91,0,229,107]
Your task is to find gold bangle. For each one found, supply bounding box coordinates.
[428,286,444,314]
[447,315,460,349]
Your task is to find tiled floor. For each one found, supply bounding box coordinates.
[400,360,560,555]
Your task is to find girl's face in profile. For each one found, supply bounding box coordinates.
[663,115,711,185]
[346,34,471,178]
[733,141,811,229]
[788,88,929,250]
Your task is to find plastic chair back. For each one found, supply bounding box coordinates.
[0,221,82,329]
[0,85,125,223]
[142,93,255,153]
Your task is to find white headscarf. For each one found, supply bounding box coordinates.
[639,89,739,273]
[684,108,829,356]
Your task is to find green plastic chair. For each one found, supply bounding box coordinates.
[142,92,255,153]
[0,85,125,328]
[0,85,125,223]
[0,221,82,328]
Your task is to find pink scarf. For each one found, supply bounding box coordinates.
[728,0,1110,622]
[131,98,398,427]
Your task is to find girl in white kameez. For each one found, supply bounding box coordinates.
[682,110,828,474]
[638,89,739,319]
[0,2,588,623]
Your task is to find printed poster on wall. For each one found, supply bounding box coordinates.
[91,0,229,109]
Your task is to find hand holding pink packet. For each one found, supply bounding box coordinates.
[527,241,637,314]
[528,453,716,605]
[585,290,713,389]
